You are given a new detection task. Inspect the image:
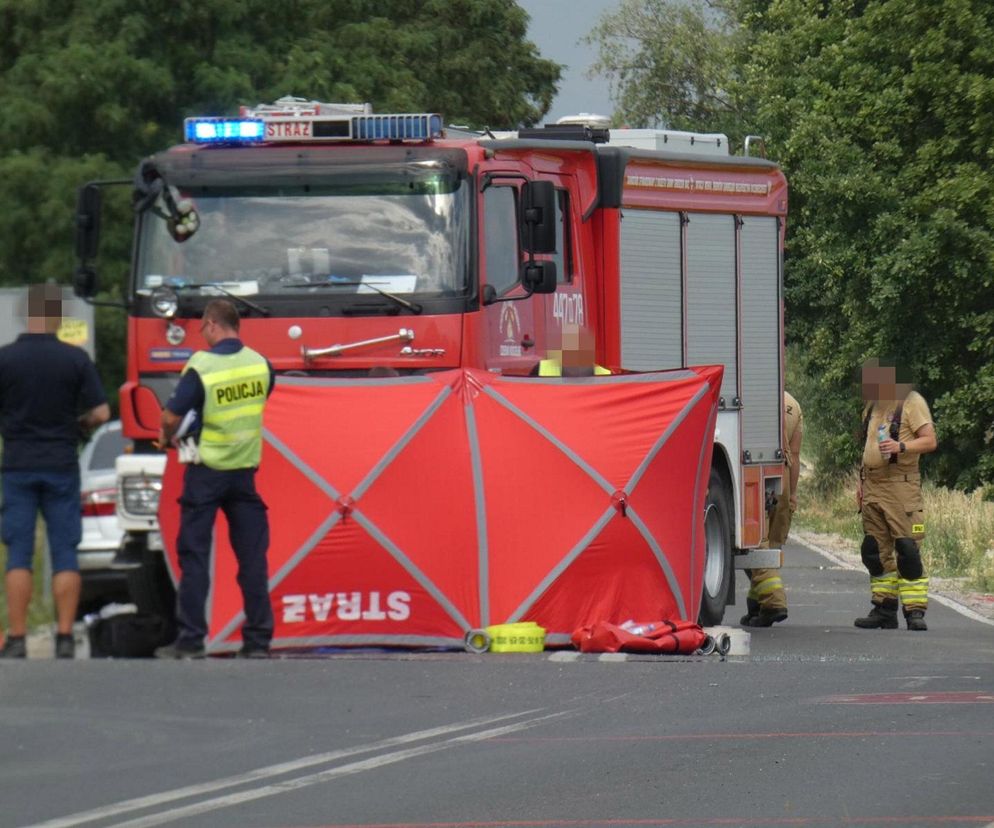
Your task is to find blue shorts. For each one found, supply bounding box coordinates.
[1,469,81,573]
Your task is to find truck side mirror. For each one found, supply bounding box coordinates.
[521,260,557,294]
[73,266,98,299]
[75,184,102,261]
[520,180,557,254]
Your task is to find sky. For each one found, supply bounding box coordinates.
[516,0,623,124]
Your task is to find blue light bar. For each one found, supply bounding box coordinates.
[182,109,443,144]
[352,114,443,141]
[184,118,265,144]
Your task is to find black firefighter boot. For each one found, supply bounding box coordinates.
[854,600,899,629]
[742,606,788,627]
[905,609,928,631]
[739,597,761,626]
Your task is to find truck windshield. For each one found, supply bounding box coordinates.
[134,178,470,301]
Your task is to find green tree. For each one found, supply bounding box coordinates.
[0,0,560,403]
[744,0,994,491]
[587,0,752,142]
[590,0,994,493]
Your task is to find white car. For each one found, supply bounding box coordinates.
[78,420,130,613]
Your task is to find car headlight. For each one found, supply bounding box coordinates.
[119,475,162,517]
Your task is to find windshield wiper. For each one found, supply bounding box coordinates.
[285,278,423,315]
[172,281,270,317]
[205,283,270,317]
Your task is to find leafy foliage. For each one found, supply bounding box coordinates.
[586,0,751,141]
[591,0,994,493]
[0,0,560,406]
[748,0,994,492]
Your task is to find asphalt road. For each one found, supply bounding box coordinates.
[1,538,992,828]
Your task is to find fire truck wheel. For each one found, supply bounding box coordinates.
[699,467,732,626]
[126,551,177,640]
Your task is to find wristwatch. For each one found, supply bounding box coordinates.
[899,441,906,453]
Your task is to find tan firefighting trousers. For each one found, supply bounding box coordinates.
[748,475,792,613]
[861,474,929,612]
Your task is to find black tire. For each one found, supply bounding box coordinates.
[126,544,177,644]
[699,467,733,626]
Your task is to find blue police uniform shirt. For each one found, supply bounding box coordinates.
[0,333,107,470]
[165,338,276,437]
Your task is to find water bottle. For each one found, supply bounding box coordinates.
[877,423,891,460]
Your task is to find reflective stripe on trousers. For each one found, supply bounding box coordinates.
[747,570,786,612]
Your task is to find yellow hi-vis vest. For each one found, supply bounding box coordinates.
[185,346,270,470]
[538,356,611,376]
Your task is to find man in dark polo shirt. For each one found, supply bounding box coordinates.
[0,283,109,659]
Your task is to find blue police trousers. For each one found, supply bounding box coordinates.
[175,464,273,651]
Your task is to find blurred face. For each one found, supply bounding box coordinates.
[561,326,596,368]
[25,284,64,333]
[861,362,897,403]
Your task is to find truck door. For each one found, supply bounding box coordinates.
[481,174,576,375]
[541,182,582,362]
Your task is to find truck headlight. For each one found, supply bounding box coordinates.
[119,475,162,517]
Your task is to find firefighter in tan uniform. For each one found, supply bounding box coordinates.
[741,391,802,627]
[855,359,937,632]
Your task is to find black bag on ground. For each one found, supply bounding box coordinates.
[88,613,170,658]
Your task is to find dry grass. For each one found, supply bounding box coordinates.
[795,467,994,592]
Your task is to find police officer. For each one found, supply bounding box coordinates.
[855,358,936,631]
[741,391,803,627]
[0,283,110,659]
[155,299,276,658]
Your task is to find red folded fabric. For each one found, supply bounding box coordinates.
[571,619,707,654]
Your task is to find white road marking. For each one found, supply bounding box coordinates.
[104,709,575,828]
[26,710,542,828]
[601,692,634,704]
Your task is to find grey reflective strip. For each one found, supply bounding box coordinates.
[482,386,614,494]
[205,634,463,654]
[352,386,451,501]
[627,505,686,618]
[212,511,343,646]
[511,376,608,385]
[204,543,217,645]
[544,633,572,645]
[497,369,700,385]
[465,402,490,627]
[354,510,472,632]
[507,508,615,622]
[212,387,452,644]
[163,539,180,587]
[627,383,709,492]
[210,429,342,643]
[689,396,715,616]
[488,374,711,624]
[275,376,434,388]
[264,427,342,500]
[269,512,343,591]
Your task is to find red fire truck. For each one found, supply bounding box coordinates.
[74,98,787,641]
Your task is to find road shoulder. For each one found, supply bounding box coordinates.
[793,528,994,625]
